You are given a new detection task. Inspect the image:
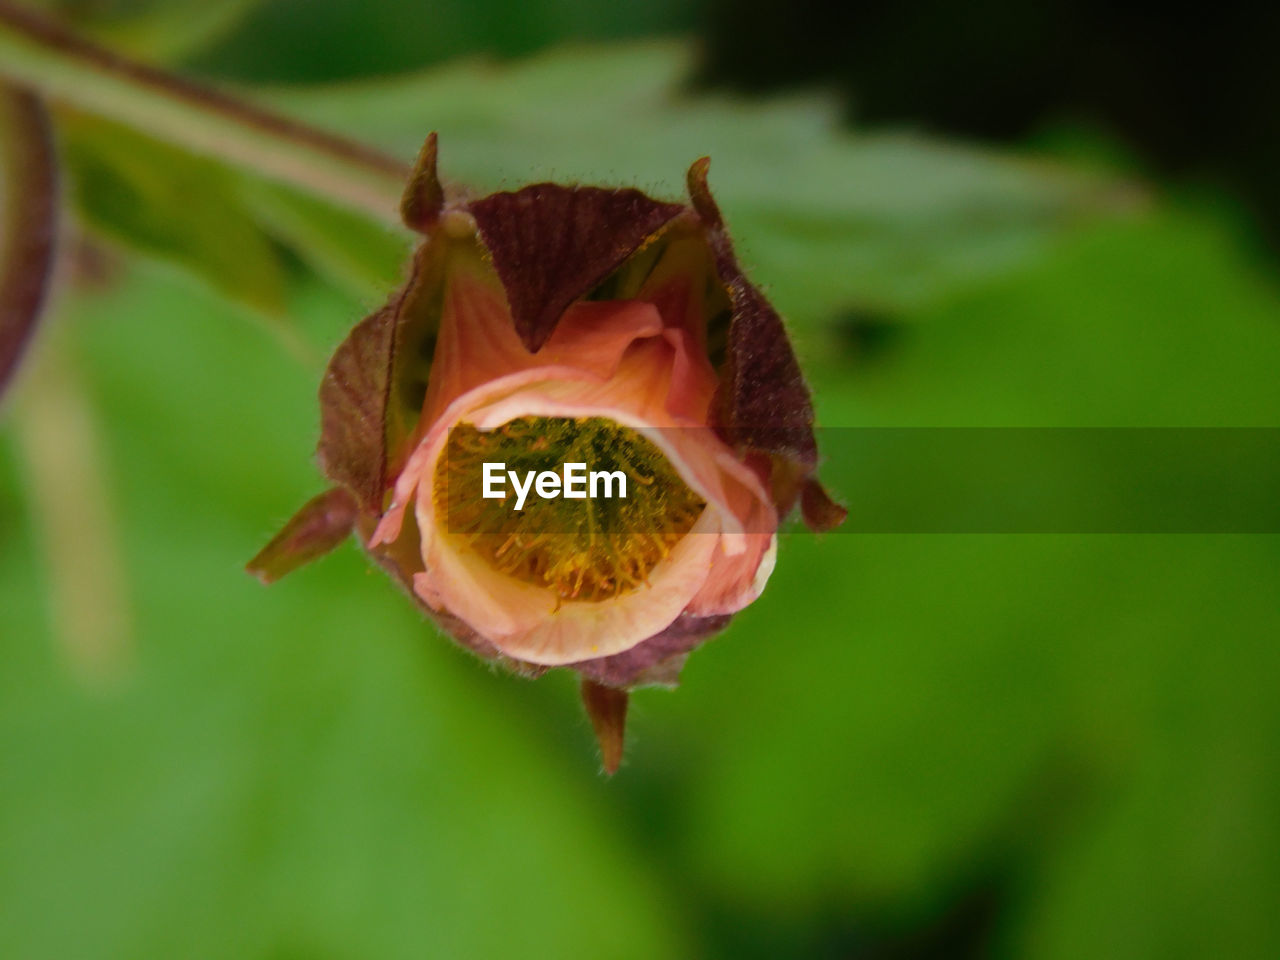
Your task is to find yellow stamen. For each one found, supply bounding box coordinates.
[434,416,705,602]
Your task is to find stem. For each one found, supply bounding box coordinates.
[0,82,58,400]
[0,1,409,223]
[15,329,134,688]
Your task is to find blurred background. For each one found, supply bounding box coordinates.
[2,1,1279,957]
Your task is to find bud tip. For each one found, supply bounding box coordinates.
[685,156,723,229]
[800,478,848,532]
[581,679,629,775]
[400,132,443,232]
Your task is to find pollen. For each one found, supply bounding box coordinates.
[434,417,706,602]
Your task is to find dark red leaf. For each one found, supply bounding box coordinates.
[468,184,685,352]
[0,85,58,401]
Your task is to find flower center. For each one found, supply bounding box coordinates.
[435,416,706,602]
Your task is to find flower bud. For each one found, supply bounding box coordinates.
[250,135,844,771]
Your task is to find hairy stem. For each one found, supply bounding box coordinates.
[0,1,409,222]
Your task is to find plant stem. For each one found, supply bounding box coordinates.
[14,328,134,688]
[0,82,57,400]
[0,1,409,224]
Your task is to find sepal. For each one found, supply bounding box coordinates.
[247,487,359,584]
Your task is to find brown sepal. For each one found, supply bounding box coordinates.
[571,613,733,689]
[685,156,722,230]
[316,228,448,513]
[468,184,685,352]
[687,158,820,473]
[399,133,443,233]
[316,300,397,511]
[247,486,359,584]
[580,678,629,775]
[800,477,848,532]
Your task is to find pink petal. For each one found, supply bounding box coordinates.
[422,260,669,430]
[422,509,722,665]
[374,258,778,663]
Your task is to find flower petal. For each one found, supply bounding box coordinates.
[422,267,669,429]
[423,505,722,665]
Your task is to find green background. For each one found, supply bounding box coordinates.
[2,1,1279,957]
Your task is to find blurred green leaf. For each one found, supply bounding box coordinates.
[8,27,1136,333]
[239,177,408,301]
[59,110,288,315]
[5,15,1278,960]
[190,0,697,82]
[268,40,1139,324]
[2,183,1277,959]
[638,207,1280,957]
[26,0,264,62]
[0,260,696,960]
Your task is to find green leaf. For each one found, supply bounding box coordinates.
[59,109,288,315]
[269,40,1139,324]
[187,0,697,82]
[26,0,265,63]
[238,176,407,300]
[3,179,1277,959]
[639,207,1280,956]
[3,16,1135,329]
[0,6,409,224]
[0,261,696,960]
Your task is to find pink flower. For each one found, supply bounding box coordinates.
[250,136,843,770]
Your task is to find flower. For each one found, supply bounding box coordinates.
[249,135,844,770]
